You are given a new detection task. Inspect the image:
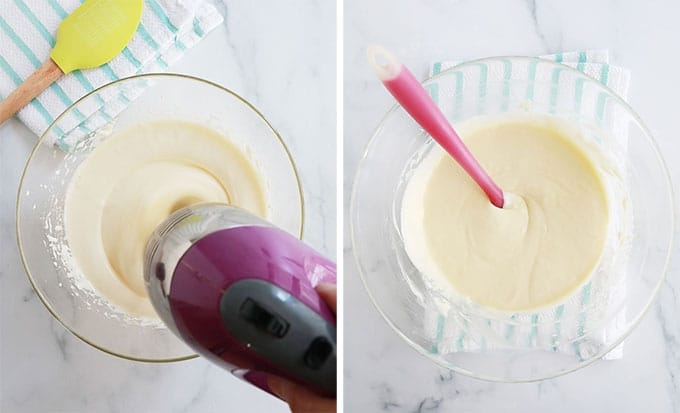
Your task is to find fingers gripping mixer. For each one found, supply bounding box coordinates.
[144,203,337,396]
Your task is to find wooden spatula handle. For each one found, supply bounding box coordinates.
[0,58,63,125]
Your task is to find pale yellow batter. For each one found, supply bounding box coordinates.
[65,121,266,318]
[402,116,609,311]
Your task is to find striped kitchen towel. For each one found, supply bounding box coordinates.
[425,51,630,360]
[0,0,223,147]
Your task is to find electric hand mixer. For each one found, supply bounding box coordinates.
[143,203,337,397]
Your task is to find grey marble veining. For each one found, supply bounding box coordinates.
[0,1,335,412]
[344,0,680,411]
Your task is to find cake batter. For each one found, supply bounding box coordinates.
[65,121,266,318]
[402,115,609,311]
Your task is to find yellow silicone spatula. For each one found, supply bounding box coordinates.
[0,0,143,125]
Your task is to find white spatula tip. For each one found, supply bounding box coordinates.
[367,45,401,81]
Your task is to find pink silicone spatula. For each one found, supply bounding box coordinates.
[367,45,504,208]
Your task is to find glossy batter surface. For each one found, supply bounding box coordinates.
[65,121,266,318]
[402,116,609,311]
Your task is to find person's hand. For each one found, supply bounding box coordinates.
[268,283,337,413]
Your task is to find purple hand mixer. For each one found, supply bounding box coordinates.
[144,203,336,397]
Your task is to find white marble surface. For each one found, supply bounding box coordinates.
[344,0,679,411]
[0,1,335,412]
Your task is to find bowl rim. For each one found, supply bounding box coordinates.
[350,55,675,382]
[16,72,305,363]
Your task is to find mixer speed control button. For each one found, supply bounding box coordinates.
[239,298,289,338]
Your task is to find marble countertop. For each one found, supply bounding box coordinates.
[0,1,335,412]
[344,0,679,411]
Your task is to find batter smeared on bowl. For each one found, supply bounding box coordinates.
[402,115,609,311]
[65,121,266,318]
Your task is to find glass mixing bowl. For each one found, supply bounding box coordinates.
[17,74,303,362]
[351,57,674,382]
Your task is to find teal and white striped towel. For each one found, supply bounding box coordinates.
[0,0,223,146]
[427,51,630,360]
